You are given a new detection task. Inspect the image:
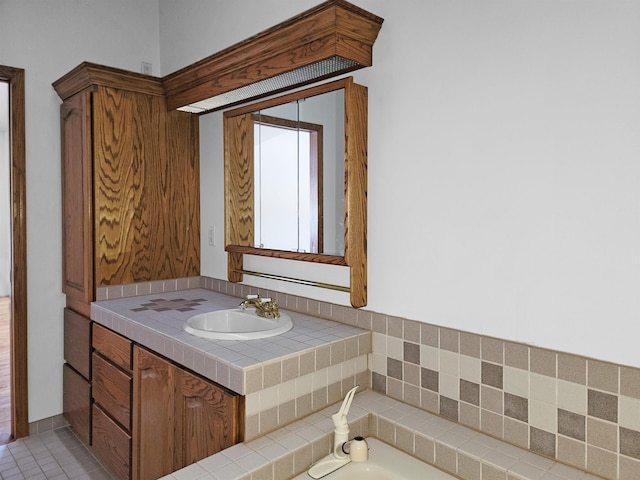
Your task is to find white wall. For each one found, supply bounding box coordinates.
[0,0,161,422]
[1,0,639,423]
[161,0,640,369]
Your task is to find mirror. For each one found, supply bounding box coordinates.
[224,77,367,307]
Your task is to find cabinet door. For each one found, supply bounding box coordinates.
[64,308,91,379]
[63,364,91,446]
[132,346,175,480]
[174,368,243,466]
[60,91,93,307]
[92,87,200,287]
[132,346,243,480]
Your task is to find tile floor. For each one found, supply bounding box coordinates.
[0,427,112,479]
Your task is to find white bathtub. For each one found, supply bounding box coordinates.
[294,438,456,480]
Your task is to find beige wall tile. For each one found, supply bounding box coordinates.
[505,342,529,370]
[483,386,504,414]
[586,445,618,480]
[558,353,586,385]
[530,348,557,378]
[439,349,459,376]
[504,366,529,398]
[529,399,557,433]
[504,417,529,449]
[557,435,586,471]
[619,395,640,430]
[482,337,504,364]
[420,345,439,370]
[558,380,587,415]
[620,456,640,480]
[586,417,618,452]
[460,332,481,358]
[440,327,459,353]
[440,373,459,400]
[460,355,481,383]
[588,359,619,394]
[621,366,640,399]
[457,452,481,480]
[459,402,480,430]
[530,372,557,404]
[420,323,439,347]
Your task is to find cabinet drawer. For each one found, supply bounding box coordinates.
[93,324,132,371]
[92,352,131,430]
[64,308,91,379]
[63,364,91,446]
[92,404,131,480]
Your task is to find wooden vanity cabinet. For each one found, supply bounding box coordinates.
[54,62,200,453]
[132,346,244,480]
[63,308,92,445]
[92,324,133,480]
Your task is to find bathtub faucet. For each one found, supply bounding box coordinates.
[307,386,360,479]
[239,294,280,319]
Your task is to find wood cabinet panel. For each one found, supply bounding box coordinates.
[175,369,243,466]
[132,346,175,480]
[92,353,131,430]
[93,324,132,371]
[63,364,91,446]
[60,91,93,305]
[132,346,243,480]
[64,308,91,379]
[92,86,200,288]
[92,404,131,480]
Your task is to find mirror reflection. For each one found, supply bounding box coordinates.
[227,87,345,256]
[224,77,368,308]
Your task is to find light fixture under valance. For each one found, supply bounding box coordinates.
[162,0,383,113]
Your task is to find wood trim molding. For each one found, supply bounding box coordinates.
[52,62,165,101]
[0,65,29,439]
[162,0,383,112]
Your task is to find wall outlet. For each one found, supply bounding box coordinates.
[208,226,216,246]
[141,62,152,75]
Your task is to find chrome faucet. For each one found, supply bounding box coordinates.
[239,294,280,319]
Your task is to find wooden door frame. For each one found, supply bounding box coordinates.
[0,65,29,439]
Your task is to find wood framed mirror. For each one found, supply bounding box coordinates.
[224,77,367,307]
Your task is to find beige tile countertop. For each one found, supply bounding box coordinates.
[159,390,604,480]
[90,288,368,395]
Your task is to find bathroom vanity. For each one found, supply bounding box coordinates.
[86,286,369,479]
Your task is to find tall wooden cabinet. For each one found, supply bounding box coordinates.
[55,63,200,318]
[53,63,201,478]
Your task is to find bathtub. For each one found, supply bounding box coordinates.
[293,438,456,480]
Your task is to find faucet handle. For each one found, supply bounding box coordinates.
[332,385,358,428]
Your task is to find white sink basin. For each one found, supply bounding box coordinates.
[183,309,293,340]
[296,438,456,480]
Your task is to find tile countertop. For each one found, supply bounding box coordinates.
[90,288,368,395]
[159,391,604,480]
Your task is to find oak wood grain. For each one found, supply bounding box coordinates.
[162,0,383,111]
[92,353,132,431]
[92,404,131,480]
[93,324,132,372]
[0,65,28,439]
[64,308,91,379]
[63,364,91,446]
[224,77,366,307]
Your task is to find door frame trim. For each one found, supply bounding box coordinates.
[0,65,29,439]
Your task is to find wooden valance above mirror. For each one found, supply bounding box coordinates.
[163,0,383,113]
